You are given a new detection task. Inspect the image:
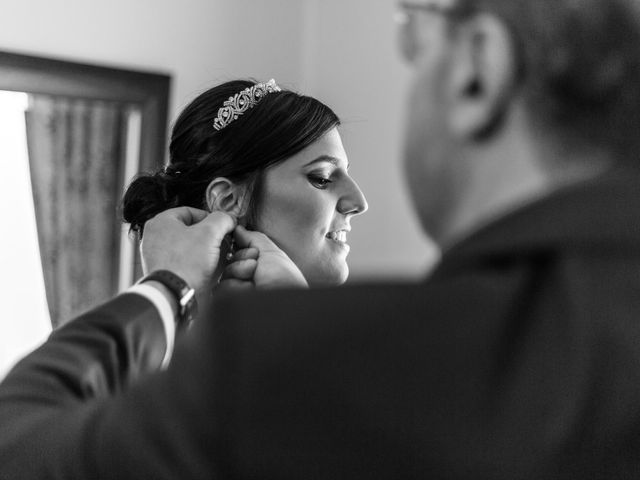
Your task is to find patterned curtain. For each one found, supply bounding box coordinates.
[25,96,126,328]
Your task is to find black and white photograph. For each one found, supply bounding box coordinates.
[1,1,639,478]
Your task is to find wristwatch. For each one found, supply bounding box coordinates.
[138,270,198,329]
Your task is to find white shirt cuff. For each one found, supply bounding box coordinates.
[126,283,176,369]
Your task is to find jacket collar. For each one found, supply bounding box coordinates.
[434,166,640,275]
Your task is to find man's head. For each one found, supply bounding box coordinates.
[398,0,640,246]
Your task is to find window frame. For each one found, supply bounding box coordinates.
[0,49,171,295]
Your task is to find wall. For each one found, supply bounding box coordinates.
[0,0,309,122]
[0,0,436,281]
[301,0,436,280]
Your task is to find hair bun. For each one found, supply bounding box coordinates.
[122,172,173,236]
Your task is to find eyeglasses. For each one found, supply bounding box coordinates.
[394,0,459,26]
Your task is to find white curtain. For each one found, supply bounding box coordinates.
[25,95,127,328]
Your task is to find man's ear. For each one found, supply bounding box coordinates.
[447,13,518,140]
[205,177,248,217]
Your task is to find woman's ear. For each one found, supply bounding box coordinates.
[205,177,248,216]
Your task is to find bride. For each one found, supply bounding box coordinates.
[123,79,368,288]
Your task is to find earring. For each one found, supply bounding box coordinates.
[225,237,236,261]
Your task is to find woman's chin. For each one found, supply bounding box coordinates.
[306,264,349,287]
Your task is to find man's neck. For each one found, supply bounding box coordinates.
[439,138,613,251]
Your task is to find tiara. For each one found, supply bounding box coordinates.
[213,79,282,131]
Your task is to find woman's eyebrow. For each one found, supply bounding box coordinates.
[304,155,350,169]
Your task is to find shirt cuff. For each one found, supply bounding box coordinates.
[126,283,176,369]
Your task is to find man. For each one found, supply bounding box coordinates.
[2,0,640,478]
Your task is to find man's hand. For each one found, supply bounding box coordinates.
[141,208,236,294]
[219,226,308,290]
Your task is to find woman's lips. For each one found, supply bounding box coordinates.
[326,230,350,252]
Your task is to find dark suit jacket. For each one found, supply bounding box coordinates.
[2,169,640,479]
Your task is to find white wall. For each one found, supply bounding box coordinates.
[301,0,436,280]
[0,0,436,281]
[0,0,309,119]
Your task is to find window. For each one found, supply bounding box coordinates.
[0,90,51,378]
[0,51,170,378]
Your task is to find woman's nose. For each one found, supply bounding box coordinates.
[337,178,368,216]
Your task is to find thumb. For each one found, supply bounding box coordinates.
[197,211,237,241]
[234,225,280,252]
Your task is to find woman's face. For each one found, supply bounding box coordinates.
[254,128,368,286]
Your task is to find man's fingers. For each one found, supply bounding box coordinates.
[196,211,237,241]
[160,208,237,234]
[217,278,255,293]
[143,207,208,237]
[165,206,209,226]
[221,259,257,281]
[232,247,259,261]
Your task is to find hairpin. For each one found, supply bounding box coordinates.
[213,79,282,131]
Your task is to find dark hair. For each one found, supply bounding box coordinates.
[122,79,340,235]
[450,0,640,159]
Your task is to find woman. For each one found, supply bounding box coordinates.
[123,79,367,287]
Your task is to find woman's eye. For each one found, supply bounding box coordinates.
[308,174,332,189]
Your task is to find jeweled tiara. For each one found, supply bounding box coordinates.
[213,79,282,131]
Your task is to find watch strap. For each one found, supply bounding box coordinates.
[137,270,198,329]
